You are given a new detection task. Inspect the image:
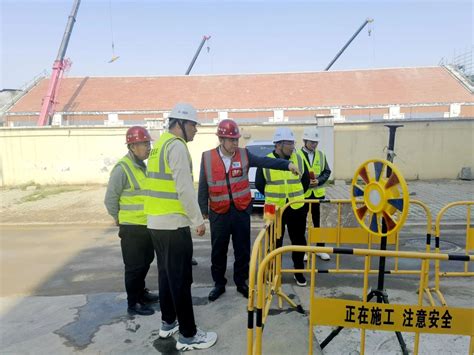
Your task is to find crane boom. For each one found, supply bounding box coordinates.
[324,18,373,71]
[37,0,81,126]
[185,35,211,75]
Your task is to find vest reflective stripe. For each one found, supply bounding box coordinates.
[299,149,326,198]
[147,190,179,199]
[121,190,146,197]
[265,180,286,185]
[116,156,147,225]
[263,152,305,210]
[144,132,191,216]
[148,171,173,180]
[147,138,178,181]
[119,160,141,189]
[264,190,305,199]
[120,204,144,211]
[203,147,251,213]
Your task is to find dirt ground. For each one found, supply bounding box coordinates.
[0,184,111,225]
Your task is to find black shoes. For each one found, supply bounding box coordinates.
[192,257,198,266]
[208,286,225,301]
[236,284,249,299]
[127,303,155,316]
[208,285,248,300]
[139,288,159,304]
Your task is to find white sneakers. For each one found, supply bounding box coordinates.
[176,328,218,351]
[303,253,331,261]
[317,253,331,261]
[159,320,179,338]
[159,321,217,351]
[294,273,307,287]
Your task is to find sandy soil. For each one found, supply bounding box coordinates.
[0,185,111,225]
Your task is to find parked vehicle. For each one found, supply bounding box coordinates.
[245,140,274,207]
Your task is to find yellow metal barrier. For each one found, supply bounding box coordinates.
[247,207,295,355]
[430,201,474,306]
[304,199,433,277]
[252,246,474,355]
[247,158,470,353]
[248,198,435,352]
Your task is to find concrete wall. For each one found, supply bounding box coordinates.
[0,119,472,186]
[0,127,125,186]
[335,120,474,180]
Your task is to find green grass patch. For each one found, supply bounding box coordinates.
[17,181,42,191]
[19,186,80,203]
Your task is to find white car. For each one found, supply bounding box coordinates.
[245,140,274,207]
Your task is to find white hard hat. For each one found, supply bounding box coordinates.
[273,127,295,143]
[169,103,199,124]
[302,127,320,142]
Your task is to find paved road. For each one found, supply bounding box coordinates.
[1,219,472,354]
[0,221,261,297]
[2,221,470,297]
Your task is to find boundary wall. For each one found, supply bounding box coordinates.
[0,119,472,186]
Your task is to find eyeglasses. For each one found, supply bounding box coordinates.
[281,141,295,146]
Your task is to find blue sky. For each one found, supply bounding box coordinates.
[1,0,472,89]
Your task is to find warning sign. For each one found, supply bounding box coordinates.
[312,298,474,336]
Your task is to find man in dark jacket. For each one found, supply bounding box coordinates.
[255,127,310,286]
[198,119,300,301]
[298,126,332,260]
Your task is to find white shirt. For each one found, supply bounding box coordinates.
[218,146,234,173]
[302,146,314,166]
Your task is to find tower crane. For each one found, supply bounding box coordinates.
[325,18,373,71]
[185,35,211,75]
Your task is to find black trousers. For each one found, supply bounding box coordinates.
[118,224,155,307]
[305,194,326,247]
[149,227,197,338]
[276,205,308,270]
[209,205,250,288]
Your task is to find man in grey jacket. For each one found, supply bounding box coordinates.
[104,126,159,316]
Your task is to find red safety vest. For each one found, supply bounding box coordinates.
[203,147,251,213]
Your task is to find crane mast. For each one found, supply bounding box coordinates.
[37,0,81,126]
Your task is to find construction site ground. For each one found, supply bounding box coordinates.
[0,180,473,354]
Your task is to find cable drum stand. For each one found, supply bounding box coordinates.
[321,125,409,354]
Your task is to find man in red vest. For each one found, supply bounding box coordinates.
[198,119,300,301]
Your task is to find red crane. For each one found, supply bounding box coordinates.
[37,0,81,126]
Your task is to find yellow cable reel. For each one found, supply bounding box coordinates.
[351,159,409,237]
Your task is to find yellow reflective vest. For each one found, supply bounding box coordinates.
[263,152,305,210]
[298,149,326,198]
[144,131,191,216]
[116,155,147,225]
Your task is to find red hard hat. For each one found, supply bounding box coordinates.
[125,126,152,144]
[216,119,241,138]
